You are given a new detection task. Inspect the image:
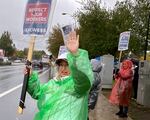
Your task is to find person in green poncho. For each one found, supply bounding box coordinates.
[25,31,94,120]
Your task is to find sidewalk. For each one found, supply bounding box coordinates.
[89,93,133,120]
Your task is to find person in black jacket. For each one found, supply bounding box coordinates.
[131,59,139,99]
[88,59,102,119]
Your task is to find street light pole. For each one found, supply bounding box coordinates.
[144,13,150,60]
[62,12,77,29]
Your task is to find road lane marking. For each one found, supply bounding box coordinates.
[0,69,50,98]
[0,84,22,98]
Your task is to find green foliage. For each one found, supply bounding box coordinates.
[78,0,120,58]
[132,0,150,54]
[22,48,45,60]
[112,0,140,56]
[15,50,24,58]
[77,0,142,58]
[0,31,16,56]
[23,48,28,57]
[47,25,64,57]
[33,50,45,60]
[46,0,149,59]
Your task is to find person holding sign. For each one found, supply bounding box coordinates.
[24,31,93,120]
[109,59,133,118]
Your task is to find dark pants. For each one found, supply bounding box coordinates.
[119,105,128,115]
[132,79,138,99]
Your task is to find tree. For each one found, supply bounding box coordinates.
[33,50,45,60]
[77,0,141,58]
[23,48,28,58]
[111,0,141,57]
[15,50,24,58]
[47,25,64,57]
[132,0,150,56]
[47,0,146,59]
[78,0,115,58]
[0,31,16,56]
[23,48,45,60]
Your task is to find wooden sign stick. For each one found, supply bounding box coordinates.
[118,51,122,68]
[18,36,35,114]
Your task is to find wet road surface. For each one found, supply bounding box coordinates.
[0,64,50,120]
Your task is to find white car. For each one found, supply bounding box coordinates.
[0,57,11,65]
[14,59,21,63]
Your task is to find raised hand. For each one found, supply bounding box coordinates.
[66,31,79,55]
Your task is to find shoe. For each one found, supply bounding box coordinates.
[119,113,128,118]
[115,111,122,115]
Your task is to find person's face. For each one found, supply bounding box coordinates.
[122,62,128,69]
[58,60,70,77]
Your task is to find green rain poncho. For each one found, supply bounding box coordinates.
[27,49,94,120]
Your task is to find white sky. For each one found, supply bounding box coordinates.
[0,0,123,52]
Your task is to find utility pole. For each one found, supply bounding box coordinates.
[144,13,150,60]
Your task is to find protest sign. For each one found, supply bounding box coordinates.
[61,24,73,45]
[118,31,130,51]
[23,0,53,35]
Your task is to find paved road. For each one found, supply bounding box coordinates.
[0,64,24,94]
[0,64,50,120]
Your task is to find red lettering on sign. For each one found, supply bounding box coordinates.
[25,3,50,23]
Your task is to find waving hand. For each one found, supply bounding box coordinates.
[66,31,79,55]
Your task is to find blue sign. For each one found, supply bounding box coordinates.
[23,0,52,35]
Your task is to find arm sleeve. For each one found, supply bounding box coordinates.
[67,49,94,94]
[27,71,41,99]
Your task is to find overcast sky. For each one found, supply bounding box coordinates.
[0,0,123,52]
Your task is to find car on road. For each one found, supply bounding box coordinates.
[13,59,22,63]
[32,61,43,70]
[0,57,11,65]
